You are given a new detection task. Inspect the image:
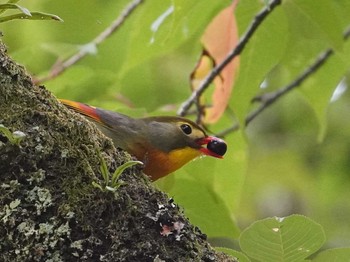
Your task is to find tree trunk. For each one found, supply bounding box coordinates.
[0,41,236,262]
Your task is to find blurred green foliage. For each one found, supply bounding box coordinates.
[2,0,350,253]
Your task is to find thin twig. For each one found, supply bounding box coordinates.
[245,25,350,126]
[216,25,350,137]
[36,0,143,84]
[246,48,333,126]
[177,0,282,117]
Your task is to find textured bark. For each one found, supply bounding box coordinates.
[0,42,236,262]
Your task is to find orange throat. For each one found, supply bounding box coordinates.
[141,147,202,181]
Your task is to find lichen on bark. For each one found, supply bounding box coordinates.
[0,41,236,262]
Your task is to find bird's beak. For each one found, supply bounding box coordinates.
[196,136,227,158]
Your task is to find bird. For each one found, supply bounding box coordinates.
[60,99,227,180]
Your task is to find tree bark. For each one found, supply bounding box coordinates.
[0,41,236,262]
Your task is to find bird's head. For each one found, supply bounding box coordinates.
[138,116,227,180]
[145,116,227,158]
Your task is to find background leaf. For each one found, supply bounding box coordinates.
[240,215,326,262]
[215,247,251,262]
[0,4,31,16]
[231,1,288,127]
[313,248,350,262]
[159,178,240,239]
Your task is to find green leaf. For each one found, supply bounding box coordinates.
[47,66,118,101]
[313,248,350,262]
[0,11,63,23]
[0,4,31,16]
[299,50,348,141]
[0,124,25,145]
[284,0,343,51]
[331,1,350,29]
[111,160,143,186]
[4,0,20,3]
[105,186,118,192]
[162,178,240,239]
[231,2,288,127]
[209,131,247,213]
[120,0,229,75]
[0,124,14,143]
[99,155,109,184]
[240,215,326,262]
[215,247,251,262]
[277,1,345,81]
[172,130,246,214]
[91,181,104,191]
[119,57,190,111]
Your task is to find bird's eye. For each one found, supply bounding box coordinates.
[180,124,192,135]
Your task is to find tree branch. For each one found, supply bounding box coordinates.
[246,49,333,126]
[177,0,282,117]
[35,0,143,84]
[216,25,350,137]
[246,25,350,126]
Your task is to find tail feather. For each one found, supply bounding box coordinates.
[59,99,102,124]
